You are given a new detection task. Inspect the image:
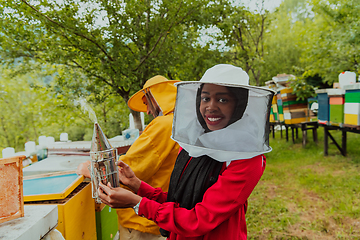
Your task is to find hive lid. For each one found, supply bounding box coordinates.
[23,172,84,202]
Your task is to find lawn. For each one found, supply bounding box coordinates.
[247,126,360,239]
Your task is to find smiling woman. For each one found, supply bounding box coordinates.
[97,64,276,240]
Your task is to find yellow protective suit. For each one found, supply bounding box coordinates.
[117,76,180,235]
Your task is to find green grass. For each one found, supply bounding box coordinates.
[247,127,360,239]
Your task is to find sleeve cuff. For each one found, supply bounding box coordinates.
[138,197,161,221]
[137,181,155,197]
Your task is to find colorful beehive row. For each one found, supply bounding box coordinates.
[315,85,360,127]
[280,88,309,124]
[344,83,360,126]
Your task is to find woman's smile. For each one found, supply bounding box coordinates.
[205,115,224,125]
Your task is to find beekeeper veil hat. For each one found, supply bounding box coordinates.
[171,64,276,162]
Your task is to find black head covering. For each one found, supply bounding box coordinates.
[195,83,249,132]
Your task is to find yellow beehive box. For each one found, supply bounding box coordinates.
[284,117,308,124]
[24,173,97,240]
[272,104,278,113]
[0,155,25,224]
[283,108,309,124]
[279,114,284,122]
[270,114,275,122]
[344,113,360,126]
[280,88,294,94]
[56,183,97,240]
[272,96,277,104]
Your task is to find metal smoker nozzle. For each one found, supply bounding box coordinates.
[90,122,120,203]
[90,122,112,152]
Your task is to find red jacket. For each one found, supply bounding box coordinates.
[137,154,266,240]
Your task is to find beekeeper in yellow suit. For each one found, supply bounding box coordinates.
[77,75,180,240]
[117,76,180,239]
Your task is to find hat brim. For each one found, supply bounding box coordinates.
[128,80,180,112]
[174,81,276,94]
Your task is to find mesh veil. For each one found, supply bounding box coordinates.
[171,82,275,162]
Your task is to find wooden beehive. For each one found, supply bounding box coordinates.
[328,89,345,126]
[277,92,284,122]
[344,84,360,126]
[270,95,278,123]
[316,90,330,125]
[0,155,25,224]
[281,88,309,124]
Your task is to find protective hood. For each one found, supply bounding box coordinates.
[171,64,276,162]
[128,76,180,115]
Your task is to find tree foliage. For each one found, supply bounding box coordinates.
[259,0,360,87]
[3,0,360,156]
[0,65,77,152]
[308,0,360,82]
[0,0,225,130]
[288,76,317,101]
[0,63,133,156]
[215,3,270,86]
[261,1,306,83]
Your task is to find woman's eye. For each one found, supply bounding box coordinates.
[201,97,210,102]
[219,98,228,103]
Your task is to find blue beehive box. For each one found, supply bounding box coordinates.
[316,90,329,125]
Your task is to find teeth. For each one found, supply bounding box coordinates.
[208,117,221,122]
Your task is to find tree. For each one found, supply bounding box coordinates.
[0,0,224,130]
[261,0,307,83]
[295,0,360,84]
[313,0,360,80]
[214,1,270,86]
[0,65,80,152]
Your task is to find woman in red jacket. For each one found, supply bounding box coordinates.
[99,64,276,239]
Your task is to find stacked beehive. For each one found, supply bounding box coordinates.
[281,88,309,124]
[307,97,318,121]
[315,89,329,125]
[270,94,278,123]
[344,83,360,126]
[328,89,345,126]
[277,91,284,123]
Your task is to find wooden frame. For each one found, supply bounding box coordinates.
[0,155,25,224]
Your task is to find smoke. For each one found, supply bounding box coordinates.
[74,97,98,123]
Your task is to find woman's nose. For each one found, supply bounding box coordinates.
[206,99,218,111]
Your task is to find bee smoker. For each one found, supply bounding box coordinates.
[90,122,120,203]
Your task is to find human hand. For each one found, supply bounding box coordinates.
[76,160,91,178]
[98,182,142,209]
[117,160,141,193]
